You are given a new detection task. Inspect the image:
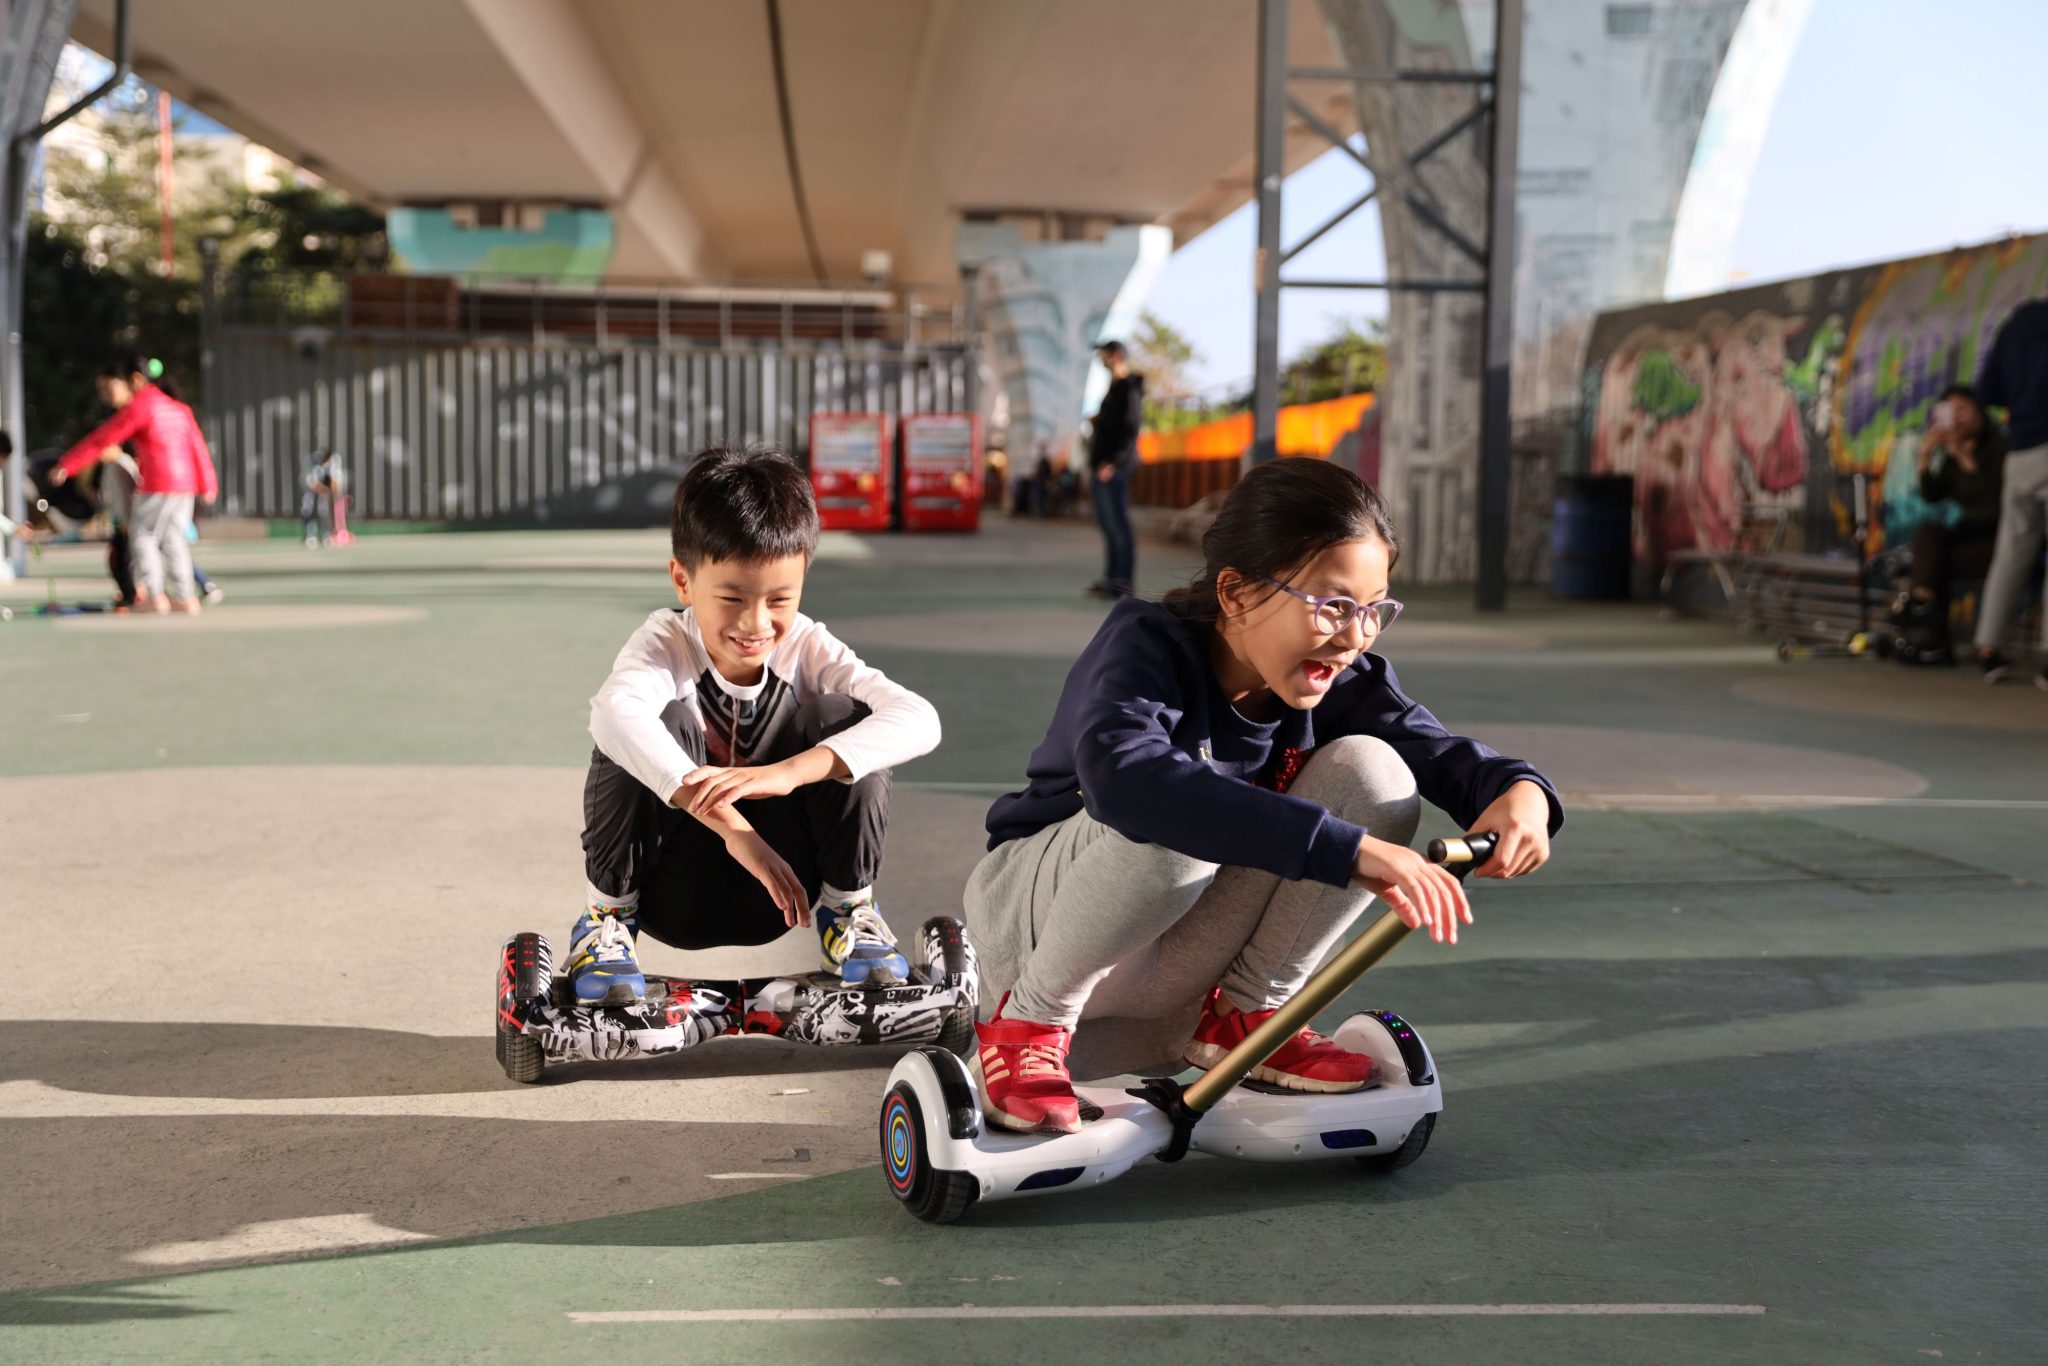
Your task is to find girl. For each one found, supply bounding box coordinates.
[965,458,1562,1133]
[51,354,218,614]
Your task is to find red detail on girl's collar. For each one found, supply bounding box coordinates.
[1261,746,1309,795]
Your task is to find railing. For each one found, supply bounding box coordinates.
[207,269,970,352]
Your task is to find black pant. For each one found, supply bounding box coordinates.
[1091,466,1135,590]
[108,527,137,604]
[581,695,890,950]
[1910,519,1996,613]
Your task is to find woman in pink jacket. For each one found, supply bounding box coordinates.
[53,355,219,613]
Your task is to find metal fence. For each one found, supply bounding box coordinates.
[201,271,975,524]
[204,335,973,523]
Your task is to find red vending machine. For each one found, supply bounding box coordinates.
[808,413,894,532]
[899,413,983,532]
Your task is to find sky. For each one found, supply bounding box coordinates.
[1146,0,2048,392]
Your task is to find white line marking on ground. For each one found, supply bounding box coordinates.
[1582,794,2048,810]
[703,1173,807,1181]
[569,1304,1766,1323]
[0,1078,839,1127]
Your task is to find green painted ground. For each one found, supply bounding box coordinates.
[2,520,2043,1363]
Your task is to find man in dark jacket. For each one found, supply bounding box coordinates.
[1972,298,2048,688]
[1086,340,1145,599]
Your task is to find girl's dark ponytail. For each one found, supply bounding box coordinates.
[1164,457,1399,621]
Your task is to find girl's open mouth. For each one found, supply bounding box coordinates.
[1300,658,1337,690]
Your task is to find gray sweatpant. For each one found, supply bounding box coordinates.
[963,735,1421,1078]
[1973,443,2048,652]
[130,492,197,603]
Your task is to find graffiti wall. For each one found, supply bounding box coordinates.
[1579,232,2048,577]
[1834,235,2048,549]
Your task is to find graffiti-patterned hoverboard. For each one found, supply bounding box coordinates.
[495,917,978,1084]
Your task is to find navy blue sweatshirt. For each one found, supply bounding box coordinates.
[986,598,1565,886]
[1978,299,2048,452]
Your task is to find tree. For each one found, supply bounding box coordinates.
[1280,318,1386,404]
[21,70,384,449]
[1132,311,1199,402]
[1130,311,1242,432]
[224,183,387,282]
[20,218,144,451]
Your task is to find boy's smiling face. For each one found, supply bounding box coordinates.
[671,553,808,685]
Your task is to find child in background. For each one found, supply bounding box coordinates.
[50,354,218,614]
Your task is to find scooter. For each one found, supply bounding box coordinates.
[497,916,977,1084]
[878,833,1494,1222]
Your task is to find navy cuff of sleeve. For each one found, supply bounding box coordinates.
[1304,814,1367,888]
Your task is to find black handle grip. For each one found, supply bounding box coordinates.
[1426,832,1498,878]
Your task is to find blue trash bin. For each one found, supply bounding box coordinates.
[1551,475,1633,600]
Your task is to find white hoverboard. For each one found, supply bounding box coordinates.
[878,833,1494,1222]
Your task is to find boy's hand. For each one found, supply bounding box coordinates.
[677,759,804,816]
[725,828,810,927]
[676,746,849,817]
[1471,780,1552,880]
[1353,835,1471,944]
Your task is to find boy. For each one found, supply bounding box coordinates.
[572,445,942,1005]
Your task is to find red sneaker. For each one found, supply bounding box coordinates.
[1181,988,1380,1093]
[973,993,1083,1134]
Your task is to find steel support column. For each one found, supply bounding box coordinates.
[1475,0,1522,611]
[1250,0,1287,467]
[3,0,112,578]
[1247,0,1522,608]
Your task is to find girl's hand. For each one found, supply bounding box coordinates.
[724,828,810,927]
[1353,835,1472,944]
[677,760,803,817]
[1471,781,1552,880]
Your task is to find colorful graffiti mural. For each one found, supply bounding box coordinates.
[1588,304,1841,569]
[1833,235,2048,548]
[1582,231,2048,575]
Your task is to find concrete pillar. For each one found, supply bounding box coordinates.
[956,221,1171,476]
[1317,0,1773,584]
[2,0,85,580]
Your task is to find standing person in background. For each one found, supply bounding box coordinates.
[1085,340,1144,600]
[50,354,218,615]
[1972,299,2048,689]
[303,448,346,547]
[0,433,18,541]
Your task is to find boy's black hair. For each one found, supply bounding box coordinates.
[670,445,820,568]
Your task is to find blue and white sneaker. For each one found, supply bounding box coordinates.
[567,907,645,1006]
[816,896,909,988]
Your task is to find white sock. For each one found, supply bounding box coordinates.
[584,881,639,912]
[815,883,871,915]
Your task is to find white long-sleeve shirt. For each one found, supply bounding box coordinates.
[589,606,941,804]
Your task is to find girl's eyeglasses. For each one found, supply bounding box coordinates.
[1258,576,1404,636]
